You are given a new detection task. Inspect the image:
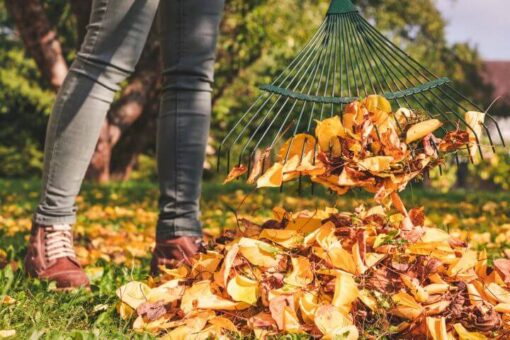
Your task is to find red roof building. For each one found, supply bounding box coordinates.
[483,61,510,106]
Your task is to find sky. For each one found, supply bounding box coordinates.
[436,0,510,60]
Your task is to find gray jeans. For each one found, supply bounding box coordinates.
[33,0,225,239]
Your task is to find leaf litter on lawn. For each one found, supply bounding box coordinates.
[117,96,509,339]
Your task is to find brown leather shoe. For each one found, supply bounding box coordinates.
[24,223,89,289]
[150,236,203,275]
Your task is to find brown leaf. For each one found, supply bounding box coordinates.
[224,165,248,184]
[493,259,510,288]
[136,301,167,322]
[248,312,277,329]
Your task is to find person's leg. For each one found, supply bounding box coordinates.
[27,0,159,289]
[33,0,159,226]
[155,0,225,239]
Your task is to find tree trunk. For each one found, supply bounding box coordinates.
[69,0,92,48]
[85,41,161,181]
[86,123,111,183]
[5,0,68,90]
[110,103,159,180]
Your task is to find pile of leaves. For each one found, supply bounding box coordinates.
[117,204,510,339]
[116,96,502,339]
[225,95,483,206]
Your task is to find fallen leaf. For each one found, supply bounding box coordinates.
[180,280,249,315]
[116,281,151,309]
[226,274,260,305]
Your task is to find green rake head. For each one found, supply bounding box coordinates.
[217,0,505,183]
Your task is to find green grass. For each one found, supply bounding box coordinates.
[0,178,509,338]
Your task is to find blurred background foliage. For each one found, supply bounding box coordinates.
[0,0,507,191]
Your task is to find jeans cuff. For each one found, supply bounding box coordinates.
[33,212,77,226]
[156,218,203,240]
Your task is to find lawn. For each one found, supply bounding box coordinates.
[0,178,509,338]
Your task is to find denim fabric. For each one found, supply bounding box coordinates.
[34,0,225,238]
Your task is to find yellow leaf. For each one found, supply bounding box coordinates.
[405,119,443,144]
[314,305,358,339]
[314,246,357,274]
[116,281,151,309]
[453,323,487,340]
[407,242,456,264]
[420,227,451,243]
[400,274,429,303]
[282,306,301,332]
[222,243,239,287]
[424,283,450,295]
[191,251,223,279]
[425,300,451,316]
[247,148,270,184]
[207,316,240,335]
[180,280,249,315]
[466,283,483,306]
[160,311,216,340]
[315,116,345,154]
[256,163,283,188]
[485,283,510,304]
[343,101,366,132]
[283,208,331,234]
[358,156,393,172]
[269,295,301,332]
[223,165,247,184]
[160,326,191,340]
[116,301,134,320]
[465,111,485,160]
[284,256,314,287]
[475,249,488,280]
[226,274,260,305]
[365,253,386,269]
[160,265,189,279]
[314,221,340,250]
[259,229,303,249]
[363,95,392,114]
[238,237,280,267]
[394,107,415,126]
[147,279,185,304]
[494,303,510,313]
[426,317,448,340]
[133,315,171,334]
[311,175,349,195]
[332,272,359,314]
[447,250,477,277]
[295,151,326,177]
[391,292,423,320]
[358,290,378,312]
[299,291,319,323]
[352,242,368,275]
[363,95,393,133]
[277,134,316,162]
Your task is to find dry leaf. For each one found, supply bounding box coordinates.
[314,305,358,339]
[223,165,247,184]
[180,280,249,315]
[226,274,259,305]
[116,281,151,309]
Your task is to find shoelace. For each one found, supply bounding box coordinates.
[44,224,76,261]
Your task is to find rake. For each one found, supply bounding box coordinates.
[217,0,505,184]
